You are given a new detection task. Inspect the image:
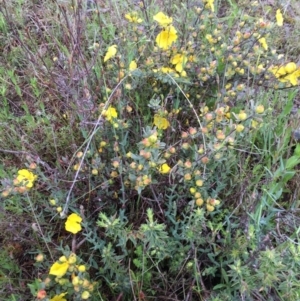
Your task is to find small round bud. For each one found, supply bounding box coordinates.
[68,253,77,264]
[59,255,67,262]
[76,151,84,158]
[190,187,196,194]
[206,204,215,212]
[255,105,264,114]
[35,254,44,262]
[238,111,247,121]
[195,198,204,206]
[196,179,204,187]
[184,173,192,181]
[201,156,209,164]
[236,124,245,132]
[81,291,90,299]
[78,265,86,272]
[49,199,56,206]
[92,169,98,175]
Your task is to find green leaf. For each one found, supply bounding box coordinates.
[286,156,300,170]
[282,171,296,183]
[294,144,300,157]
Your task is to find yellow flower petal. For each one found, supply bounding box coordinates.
[65,213,82,234]
[284,62,297,74]
[276,9,283,27]
[284,70,300,86]
[103,106,118,122]
[104,45,117,62]
[170,53,187,73]
[155,25,177,50]
[258,37,268,50]
[50,293,68,301]
[204,0,215,12]
[153,12,172,27]
[16,169,37,188]
[49,262,69,278]
[180,70,187,77]
[125,12,142,23]
[153,114,170,130]
[269,65,286,78]
[159,163,171,174]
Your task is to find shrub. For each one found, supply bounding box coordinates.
[1,0,300,300]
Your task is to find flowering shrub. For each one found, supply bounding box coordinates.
[34,252,96,301]
[1,1,300,300]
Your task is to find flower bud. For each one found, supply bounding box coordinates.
[148,134,157,143]
[182,142,190,150]
[195,198,204,206]
[236,124,245,132]
[255,105,264,114]
[196,179,204,187]
[184,173,192,181]
[78,265,86,272]
[92,169,98,175]
[190,187,196,194]
[238,111,247,120]
[201,156,209,164]
[49,199,56,206]
[206,204,215,212]
[35,254,44,262]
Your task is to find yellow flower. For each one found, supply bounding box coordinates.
[153,12,172,27]
[258,37,268,50]
[129,60,137,71]
[160,67,177,74]
[104,45,117,62]
[49,261,69,278]
[155,25,178,50]
[170,53,187,73]
[269,63,300,86]
[269,65,286,78]
[50,293,68,301]
[153,66,179,77]
[204,0,215,12]
[125,12,142,23]
[65,213,82,234]
[15,169,37,188]
[159,163,171,174]
[153,114,170,130]
[103,106,118,121]
[205,34,215,44]
[276,9,283,27]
